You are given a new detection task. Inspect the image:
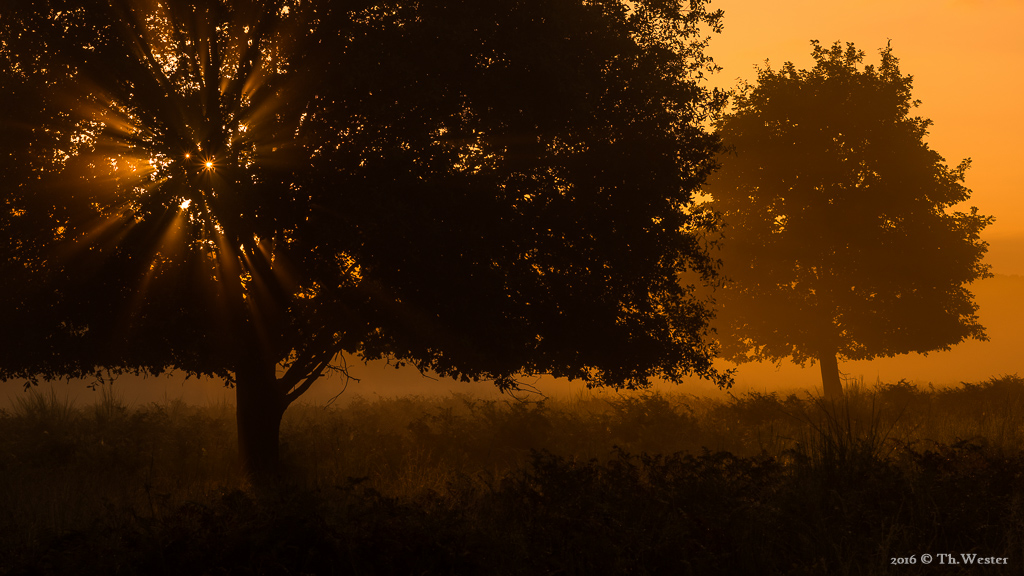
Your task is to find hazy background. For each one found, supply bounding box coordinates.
[3,0,1020,407]
[689,0,1024,395]
[710,0,1024,274]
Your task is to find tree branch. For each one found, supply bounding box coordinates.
[283,352,335,406]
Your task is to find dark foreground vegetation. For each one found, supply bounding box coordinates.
[3,376,1024,575]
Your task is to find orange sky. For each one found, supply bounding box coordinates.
[708,0,1024,274]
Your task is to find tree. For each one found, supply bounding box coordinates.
[703,41,992,399]
[0,0,729,479]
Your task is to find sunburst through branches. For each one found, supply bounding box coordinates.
[19,0,327,342]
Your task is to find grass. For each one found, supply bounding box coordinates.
[1,376,1023,574]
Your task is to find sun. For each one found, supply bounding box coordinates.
[18,0,317,333]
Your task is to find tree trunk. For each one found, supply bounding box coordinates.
[235,367,286,482]
[818,350,843,400]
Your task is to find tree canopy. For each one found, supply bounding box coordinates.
[704,41,992,398]
[0,0,729,475]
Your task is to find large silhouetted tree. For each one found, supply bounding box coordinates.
[704,41,992,399]
[0,0,729,478]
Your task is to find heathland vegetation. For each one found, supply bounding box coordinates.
[3,375,1023,575]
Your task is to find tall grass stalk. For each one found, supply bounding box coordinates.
[10,385,77,430]
[794,391,902,476]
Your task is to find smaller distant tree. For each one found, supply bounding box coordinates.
[704,41,992,398]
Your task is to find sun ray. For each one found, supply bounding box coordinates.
[6,0,326,376]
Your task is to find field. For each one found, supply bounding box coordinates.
[2,376,1024,575]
